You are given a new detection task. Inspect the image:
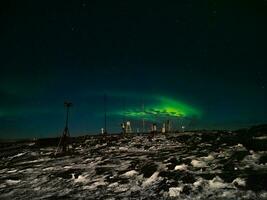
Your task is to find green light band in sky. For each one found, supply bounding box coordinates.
[114,96,201,119]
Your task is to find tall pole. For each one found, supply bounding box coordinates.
[104,94,107,134]
[142,100,145,133]
[64,102,73,131]
[65,105,69,129]
[121,97,126,135]
[124,97,126,123]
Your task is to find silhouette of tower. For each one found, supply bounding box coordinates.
[55,101,73,155]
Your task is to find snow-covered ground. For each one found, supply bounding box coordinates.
[0,132,267,199]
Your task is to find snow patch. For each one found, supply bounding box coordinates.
[237,143,244,148]
[114,184,129,192]
[74,175,88,183]
[191,159,207,168]
[119,147,128,151]
[83,180,107,190]
[260,192,267,199]
[7,169,17,173]
[142,172,160,187]
[201,154,215,162]
[63,166,73,169]
[208,176,228,189]
[6,180,21,185]
[43,167,55,171]
[221,191,235,198]
[193,178,205,188]
[174,164,188,171]
[108,182,119,188]
[169,187,183,197]
[253,136,267,140]
[232,177,246,187]
[9,152,26,159]
[122,170,138,177]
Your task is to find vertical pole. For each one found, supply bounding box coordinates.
[123,97,125,124]
[65,106,69,129]
[142,100,145,133]
[122,97,126,135]
[60,102,72,154]
[104,94,107,134]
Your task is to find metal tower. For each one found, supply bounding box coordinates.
[55,101,73,155]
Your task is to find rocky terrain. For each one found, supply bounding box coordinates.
[0,125,267,199]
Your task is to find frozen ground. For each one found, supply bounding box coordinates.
[0,131,267,199]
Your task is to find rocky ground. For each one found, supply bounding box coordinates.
[0,126,267,199]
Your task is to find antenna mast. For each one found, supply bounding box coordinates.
[104,94,107,134]
[142,100,145,133]
[55,101,73,155]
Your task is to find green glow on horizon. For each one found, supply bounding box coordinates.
[114,96,201,119]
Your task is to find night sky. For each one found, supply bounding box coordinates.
[1,0,267,139]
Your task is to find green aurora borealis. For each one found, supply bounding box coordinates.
[113,95,201,120]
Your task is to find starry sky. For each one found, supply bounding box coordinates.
[0,0,267,139]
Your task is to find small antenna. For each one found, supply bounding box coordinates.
[142,99,145,133]
[104,94,107,134]
[121,97,126,135]
[123,97,126,124]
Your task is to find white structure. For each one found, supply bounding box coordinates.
[162,123,166,133]
[152,123,157,132]
[125,121,132,134]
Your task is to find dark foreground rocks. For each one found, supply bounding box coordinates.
[0,124,266,199]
